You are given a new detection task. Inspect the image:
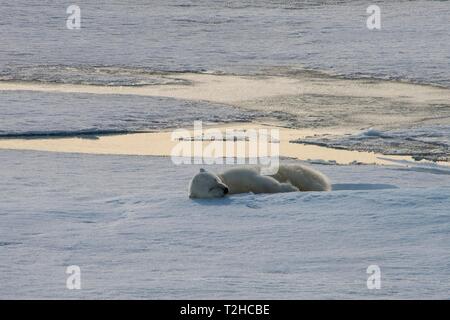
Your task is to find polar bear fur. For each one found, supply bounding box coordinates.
[188,164,331,199]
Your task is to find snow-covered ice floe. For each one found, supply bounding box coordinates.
[294,126,450,162]
[0,150,449,299]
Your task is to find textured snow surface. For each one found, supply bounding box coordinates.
[1,150,449,299]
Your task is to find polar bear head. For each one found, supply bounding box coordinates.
[189,168,229,199]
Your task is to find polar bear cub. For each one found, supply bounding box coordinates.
[189,164,331,199]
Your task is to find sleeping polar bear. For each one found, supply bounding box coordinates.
[189,164,331,199]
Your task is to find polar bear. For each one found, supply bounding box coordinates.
[188,164,331,199]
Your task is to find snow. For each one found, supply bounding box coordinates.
[1,150,449,299]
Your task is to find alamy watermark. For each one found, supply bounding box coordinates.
[66,5,81,30]
[366,5,381,30]
[171,121,280,175]
[66,265,81,290]
[366,265,381,289]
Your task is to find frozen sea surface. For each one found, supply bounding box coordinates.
[0,150,449,299]
[0,91,259,137]
[1,0,449,87]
